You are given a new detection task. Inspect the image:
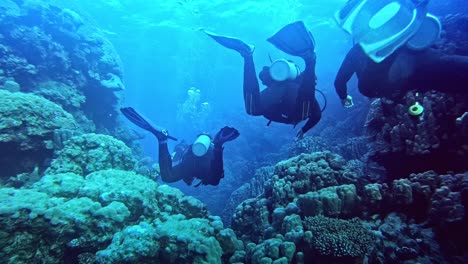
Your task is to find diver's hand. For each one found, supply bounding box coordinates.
[296,129,305,141]
[342,95,354,108]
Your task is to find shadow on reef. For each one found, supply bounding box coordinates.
[0,142,51,181]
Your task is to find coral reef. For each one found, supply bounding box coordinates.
[0,169,245,263]
[363,14,468,177]
[0,90,77,178]
[0,90,76,150]
[221,166,274,225]
[303,215,375,260]
[0,0,125,132]
[46,133,136,176]
[229,149,467,263]
[0,1,142,179]
[366,92,467,177]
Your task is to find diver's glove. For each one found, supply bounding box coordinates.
[213,126,240,146]
[342,95,354,108]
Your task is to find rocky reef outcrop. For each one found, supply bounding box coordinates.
[365,91,467,177]
[0,1,142,178]
[228,151,467,263]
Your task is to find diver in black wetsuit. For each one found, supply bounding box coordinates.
[206,21,321,140]
[334,44,468,106]
[120,107,239,187]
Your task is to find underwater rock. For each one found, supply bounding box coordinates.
[0,90,77,178]
[391,179,413,205]
[296,184,359,218]
[46,133,136,176]
[363,183,383,208]
[271,151,354,208]
[232,198,270,243]
[366,91,467,177]
[0,90,76,150]
[0,0,126,134]
[0,79,20,92]
[33,81,86,112]
[221,165,274,225]
[0,169,244,263]
[249,238,296,264]
[437,14,468,56]
[371,213,444,263]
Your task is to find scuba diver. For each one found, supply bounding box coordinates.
[334,43,468,106]
[120,107,239,187]
[205,21,322,140]
[334,0,468,107]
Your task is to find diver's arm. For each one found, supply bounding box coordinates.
[207,146,224,186]
[335,46,359,100]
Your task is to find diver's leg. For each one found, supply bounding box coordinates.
[158,139,181,183]
[243,55,262,116]
[205,147,224,186]
[300,98,322,133]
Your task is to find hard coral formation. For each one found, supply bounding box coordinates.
[47,133,136,176]
[270,151,354,208]
[0,90,76,150]
[303,215,375,259]
[0,0,125,132]
[366,71,467,177]
[0,90,77,178]
[229,147,468,263]
[33,81,86,112]
[0,169,244,263]
[0,0,135,179]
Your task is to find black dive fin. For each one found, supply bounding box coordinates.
[204,31,254,56]
[267,21,315,57]
[214,126,240,145]
[120,107,177,141]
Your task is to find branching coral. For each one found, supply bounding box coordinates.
[303,215,375,258]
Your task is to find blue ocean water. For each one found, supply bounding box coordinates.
[48,0,364,204]
[1,0,467,263]
[53,0,466,205]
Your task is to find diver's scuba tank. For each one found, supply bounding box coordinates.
[192,134,212,157]
[269,59,301,81]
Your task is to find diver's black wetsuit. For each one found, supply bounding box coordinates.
[335,44,468,100]
[158,140,224,186]
[120,107,237,187]
[242,54,321,134]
